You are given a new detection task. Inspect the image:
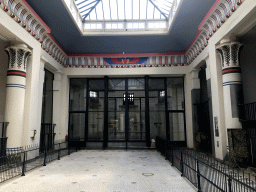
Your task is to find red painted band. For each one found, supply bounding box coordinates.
[222,68,241,74]
[7,71,26,77]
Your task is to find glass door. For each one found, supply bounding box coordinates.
[108,78,146,148]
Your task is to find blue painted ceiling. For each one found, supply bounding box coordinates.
[25,0,215,54]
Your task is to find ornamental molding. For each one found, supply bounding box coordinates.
[64,55,188,68]
[5,43,31,72]
[0,0,246,68]
[0,0,67,65]
[216,42,243,69]
[185,0,244,65]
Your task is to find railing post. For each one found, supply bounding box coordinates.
[197,160,201,192]
[171,146,174,166]
[43,147,47,166]
[58,143,60,160]
[165,141,168,160]
[21,151,26,176]
[228,177,232,192]
[181,151,184,177]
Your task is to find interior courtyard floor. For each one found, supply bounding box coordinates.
[0,150,196,192]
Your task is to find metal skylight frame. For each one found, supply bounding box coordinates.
[62,0,182,35]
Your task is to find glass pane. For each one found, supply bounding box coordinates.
[149,89,166,139]
[88,112,104,140]
[88,91,104,111]
[69,113,85,141]
[129,112,145,140]
[109,79,125,90]
[128,79,145,90]
[129,98,145,112]
[167,78,184,110]
[148,78,165,90]
[170,113,185,141]
[108,97,125,112]
[108,112,125,141]
[150,111,166,139]
[42,69,54,124]
[89,79,105,90]
[70,79,87,111]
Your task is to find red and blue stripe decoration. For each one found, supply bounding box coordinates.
[104,57,148,65]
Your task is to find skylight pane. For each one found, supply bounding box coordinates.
[105,23,111,29]
[110,0,118,20]
[118,0,125,20]
[148,21,166,29]
[118,23,124,29]
[147,2,154,19]
[90,9,97,20]
[127,22,145,29]
[102,0,110,20]
[140,0,147,19]
[95,2,103,20]
[133,0,139,20]
[125,0,132,20]
[154,9,161,19]
[71,0,180,34]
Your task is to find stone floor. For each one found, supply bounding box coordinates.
[0,150,196,192]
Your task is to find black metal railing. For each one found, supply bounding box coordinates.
[40,123,56,153]
[0,140,79,183]
[156,136,256,192]
[239,102,256,121]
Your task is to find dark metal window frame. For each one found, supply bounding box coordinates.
[40,69,55,152]
[68,76,186,148]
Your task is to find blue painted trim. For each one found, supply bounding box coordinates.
[223,81,242,86]
[6,84,26,89]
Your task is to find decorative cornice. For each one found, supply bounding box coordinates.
[0,0,67,65]
[64,55,188,68]
[0,0,246,68]
[185,0,244,65]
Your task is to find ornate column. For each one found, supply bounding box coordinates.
[216,39,243,131]
[4,43,31,151]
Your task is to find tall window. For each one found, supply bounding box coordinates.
[40,69,54,152]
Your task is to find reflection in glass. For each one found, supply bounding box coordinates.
[149,94,166,139]
[109,79,125,90]
[169,113,185,141]
[128,79,145,90]
[69,79,87,111]
[167,78,184,110]
[108,112,125,141]
[88,112,104,140]
[129,112,145,140]
[69,113,85,141]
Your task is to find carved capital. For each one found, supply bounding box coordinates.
[216,42,243,69]
[5,44,32,72]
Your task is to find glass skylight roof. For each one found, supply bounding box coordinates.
[64,0,182,35]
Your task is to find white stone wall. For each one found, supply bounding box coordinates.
[0,39,8,122]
